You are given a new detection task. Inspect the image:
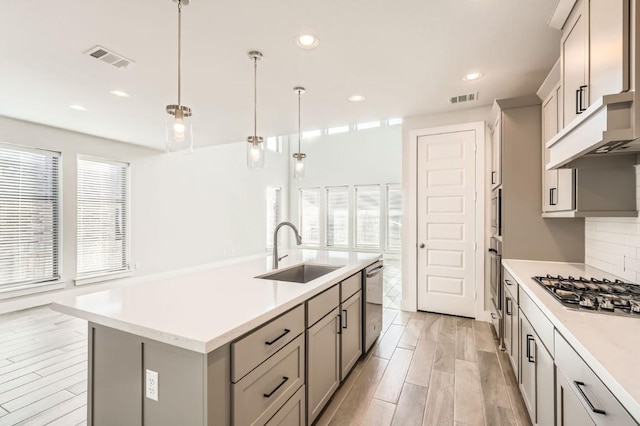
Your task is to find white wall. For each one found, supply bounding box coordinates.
[401,105,493,315]
[287,124,402,251]
[0,116,288,310]
[584,166,640,281]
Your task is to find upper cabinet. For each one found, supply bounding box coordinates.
[491,116,502,190]
[546,0,637,168]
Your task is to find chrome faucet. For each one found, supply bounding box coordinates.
[273,221,303,269]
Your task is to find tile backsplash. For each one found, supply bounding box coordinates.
[584,165,640,281]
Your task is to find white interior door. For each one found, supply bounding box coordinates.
[417,130,476,317]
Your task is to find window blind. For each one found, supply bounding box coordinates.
[77,157,129,278]
[326,187,349,247]
[0,144,60,289]
[355,185,380,248]
[387,185,402,250]
[299,188,320,245]
[266,187,282,248]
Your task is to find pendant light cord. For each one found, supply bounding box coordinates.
[177,0,182,106]
[253,57,257,138]
[297,90,301,155]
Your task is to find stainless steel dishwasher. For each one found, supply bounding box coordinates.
[363,260,384,353]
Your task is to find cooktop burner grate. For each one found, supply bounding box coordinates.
[533,275,640,317]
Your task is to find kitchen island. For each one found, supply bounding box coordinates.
[52,249,381,426]
[503,259,640,424]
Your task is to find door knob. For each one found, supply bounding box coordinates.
[419,243,425,248]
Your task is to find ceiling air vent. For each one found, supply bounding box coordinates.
[84,45,135,69]
[450,92,478,105]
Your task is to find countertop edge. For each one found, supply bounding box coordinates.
[52,254,382,354]
[502,259,640,422]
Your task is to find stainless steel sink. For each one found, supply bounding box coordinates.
[257,263,343,284]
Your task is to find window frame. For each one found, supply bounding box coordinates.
[0,142,62,293]
[325,186,350,248]
[75,155,131,283]
[266,186,282,249]
[298,187,322,247]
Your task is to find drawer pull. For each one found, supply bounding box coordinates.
[343,309,348,329]
[337,314,342,335]
[504,279,513,286]
[506,297,512,316]
[574,381,607,415]
[265,329,290,346]
[526,335,535,363]
[263,376,289,398]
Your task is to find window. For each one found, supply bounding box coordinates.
[266,137,282,153]
[0,144,60,290]
[299,188,321,245]
[266,187,282,248]
[77,157,129,278]
[356,121,381,130]
[355,185,380,248]
[326,187,349,247]
[387,185,402,250]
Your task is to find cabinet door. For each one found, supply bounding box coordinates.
[562,0,589,127]
[542,87,559,213]
[557,370,596,426]
[519,313,536,422]
[589,0,629,102]
[340,291,362,381]
[536,339,555,426]
[307,307,340,424]
[511,303,519,378]
[491,116,502,189]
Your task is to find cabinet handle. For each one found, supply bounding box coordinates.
[265,329,290,346]
[506,297,512,316]
[526,334,535,363]
[342,309,348,329]
[579,85,588,112]
[337,314,342,334]
[574,381,607,415]
[576,89,581,115]
[550,188,557,206]
[263,376,289,398]
[491,171,496,184]
[504,279,512,286]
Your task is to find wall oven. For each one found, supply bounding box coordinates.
[491,188,502,236]
[488,237,503,347]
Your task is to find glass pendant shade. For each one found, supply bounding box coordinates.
[247,136,264,169]
[293,153,306,180]
[166,106,193,152]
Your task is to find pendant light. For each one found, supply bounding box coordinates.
[165,0,193,153]
[292,87,306,180]
[247,51,264,169]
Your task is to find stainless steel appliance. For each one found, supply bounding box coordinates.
[488,238,503,345]
[491,188,502,236]
[534,275,640,317]
[363,261,384,352]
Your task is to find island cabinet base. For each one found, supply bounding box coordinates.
[87,323,231,426]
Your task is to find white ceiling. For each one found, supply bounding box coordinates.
[0,0,561,150]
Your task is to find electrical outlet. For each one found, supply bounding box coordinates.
[146,369,159,401]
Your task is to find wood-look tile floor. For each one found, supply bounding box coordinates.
[316,310,533,426]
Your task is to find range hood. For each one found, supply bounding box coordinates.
[546,92,638,169]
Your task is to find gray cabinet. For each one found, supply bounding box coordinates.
[561,0,630,128]
[557,370,595,426]
[340,290,362,381]
[519,312,554,426]
[491,116,502,190]
[307,307,340,424]
[502,275,518,377]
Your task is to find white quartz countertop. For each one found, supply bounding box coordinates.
[52,250,381,354]
[502,259,640,422]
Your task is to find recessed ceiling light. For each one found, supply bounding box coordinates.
[463,72,483,81]
[348,95,366,102]
[296,34,319,49]
[110,89,130,98]
[69,104,87,111]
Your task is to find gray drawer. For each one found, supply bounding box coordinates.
[503,268,518,303]
[306,285,339,327]
[519,288,554,356]
[341,273,362,302]
[233,334,305,426]
[232,305,304,382]
[555,331,636,426]
[266,385,305,426]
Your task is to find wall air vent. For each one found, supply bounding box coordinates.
[84,45,135,69]
[450,92,478,105]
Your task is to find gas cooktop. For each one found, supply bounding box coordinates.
[533,275,640,317]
